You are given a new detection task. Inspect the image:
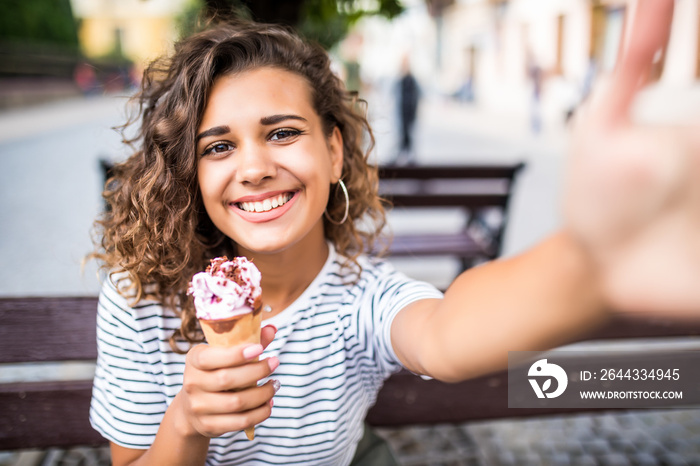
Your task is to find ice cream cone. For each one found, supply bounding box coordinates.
[190,256,264,441]
[199,304,263,441]
[199,308,262,348]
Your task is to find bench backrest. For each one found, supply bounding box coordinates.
[377,163,524,269]
[0,297,105,449]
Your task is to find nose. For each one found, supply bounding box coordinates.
[235,142,276,185]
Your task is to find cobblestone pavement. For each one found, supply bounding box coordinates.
[1,409,698,465]
[377,408,700,466]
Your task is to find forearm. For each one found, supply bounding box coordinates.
[113,392,210,466]
[417,231,607,382]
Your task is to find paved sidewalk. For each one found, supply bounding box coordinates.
[2,408,698,466]
[377,408,700,466]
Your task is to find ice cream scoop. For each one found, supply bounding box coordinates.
[189,256,262,320]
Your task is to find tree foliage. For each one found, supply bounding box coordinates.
[0,0,78,47]
[188,0,404,49]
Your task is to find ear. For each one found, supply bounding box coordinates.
[327,126,344,183]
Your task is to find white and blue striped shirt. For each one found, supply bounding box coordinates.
[90,245,443,465]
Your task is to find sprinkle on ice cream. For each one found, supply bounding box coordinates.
[188,257,262,320]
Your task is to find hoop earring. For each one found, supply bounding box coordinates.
[324,179,349,225]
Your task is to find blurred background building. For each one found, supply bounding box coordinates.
[350,0,700,133]
[71,0,188,66]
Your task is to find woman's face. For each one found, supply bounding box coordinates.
[196,67,343,256]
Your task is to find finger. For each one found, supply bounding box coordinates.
[599,0,674,127]
[191,380,278,416]
[196,396,274,438]
[189,342,264,371]
[200,357,279,392]
[261,324,277,349]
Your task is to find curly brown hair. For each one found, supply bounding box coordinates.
[91,20,388,351]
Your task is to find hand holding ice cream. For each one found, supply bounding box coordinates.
[188,256,267,440]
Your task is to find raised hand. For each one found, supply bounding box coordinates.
[565,0,700,316]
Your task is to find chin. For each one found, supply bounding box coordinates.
[233,234,295,256]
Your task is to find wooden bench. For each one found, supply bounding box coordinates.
[0,297,106,450]
[2,297,699,451]
[376,164,524,271]
[2,163,699,452]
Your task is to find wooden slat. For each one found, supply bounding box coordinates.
[378,164,525,180]
[0,380,107,450]
[385,233,494,258]
[366,370,600,426]
[383,193,509,208]
[0,297,99,363]
[577,314,700,341]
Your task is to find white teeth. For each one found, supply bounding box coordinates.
[238,193,292,213]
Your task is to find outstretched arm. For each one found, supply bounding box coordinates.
[392,0,698,382]
[392,232,604,382]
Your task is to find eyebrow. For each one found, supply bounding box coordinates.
[195,125,230,143]
[260,114,308,125]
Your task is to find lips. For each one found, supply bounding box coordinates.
[230,190,299,223]
[236,192,294,213]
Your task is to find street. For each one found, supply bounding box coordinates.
[0,95,128,296]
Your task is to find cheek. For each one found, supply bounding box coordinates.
[197,163,225,207]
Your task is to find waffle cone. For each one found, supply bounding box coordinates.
[199,302,263,441]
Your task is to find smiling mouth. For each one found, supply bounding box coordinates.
[236,192,294,213]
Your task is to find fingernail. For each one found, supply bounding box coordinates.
[267,324,278,333]
[269,398,274,408]
[267,356,280,371]
[243,344,263,359]
[272,379,281,393]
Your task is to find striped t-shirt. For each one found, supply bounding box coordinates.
[90,245,443,465]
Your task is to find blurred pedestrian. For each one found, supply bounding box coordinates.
[526,49,543,134]
[74,62,98,95]
[394,55,420,165]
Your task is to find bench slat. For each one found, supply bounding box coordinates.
[386,233,493,257]
[0,297,99,363]
[0,380,106,449]
[366,370,595,426]
[378,164,525,179]
[383,193,509,208]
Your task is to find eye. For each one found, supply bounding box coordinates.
[201,141,234,157]
[269,128,302,142]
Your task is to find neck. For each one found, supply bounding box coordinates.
[237,234,330,319]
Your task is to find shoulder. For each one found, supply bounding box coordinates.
[335,252,441,301]
[97,272,174,332]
